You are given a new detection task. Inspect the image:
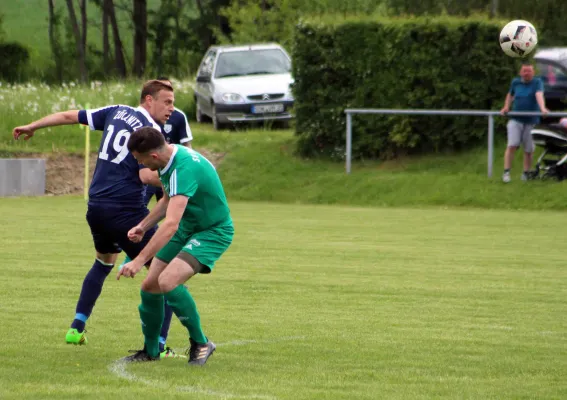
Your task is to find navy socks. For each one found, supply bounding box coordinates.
[70,259,114,332]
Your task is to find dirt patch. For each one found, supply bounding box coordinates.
[10,148,227,195]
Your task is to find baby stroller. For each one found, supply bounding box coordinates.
[531,121,567,181]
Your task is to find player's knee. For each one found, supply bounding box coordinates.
[141,277,160,293]
[157,273,178,293]
[96,252,117,265]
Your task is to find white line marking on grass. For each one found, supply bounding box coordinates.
[109,361,275,399]
[108,336,305,399]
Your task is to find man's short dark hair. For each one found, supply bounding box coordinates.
[140,80,173,103]
[128,127,166,153]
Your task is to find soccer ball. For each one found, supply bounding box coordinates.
[499,20,538,58]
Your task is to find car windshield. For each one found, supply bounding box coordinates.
[214,49,291,78]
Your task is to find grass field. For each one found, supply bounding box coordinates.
[0,196,566,399]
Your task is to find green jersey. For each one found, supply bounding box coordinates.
[159,145,232,233]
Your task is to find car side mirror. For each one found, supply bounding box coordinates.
[196,75,211,83]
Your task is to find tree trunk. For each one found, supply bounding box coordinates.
[172,0,183,73]
[195,0,204,17]
[107,0,127,77]
[132,0,147,77]
[65,0,88,82]
[80,0,87,51]
[48,0,63,82]
[102,0,111,73]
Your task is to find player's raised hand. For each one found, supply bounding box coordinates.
[116,260,143,280]
[128,225,145,243]
[13,125,35,141]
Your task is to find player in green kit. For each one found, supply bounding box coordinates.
[116,126,234,365]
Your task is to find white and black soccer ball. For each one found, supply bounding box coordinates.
[499,20,538,58]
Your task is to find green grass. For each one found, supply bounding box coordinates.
[0,196,566,399]
[201,126,567,211]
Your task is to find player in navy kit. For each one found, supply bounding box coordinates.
[12,80,179,357]
[142,77,193,207]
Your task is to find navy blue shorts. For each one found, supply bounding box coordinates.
[143,185,164,207]
[85,205,157,260]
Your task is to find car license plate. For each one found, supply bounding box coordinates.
[252,103,284,114]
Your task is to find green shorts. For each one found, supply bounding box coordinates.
[155,223,234,273]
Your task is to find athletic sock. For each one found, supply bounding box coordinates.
[164,285,207,344]
[159,301,174,352]
[70,259,114,332]
[138,290,164,358]
[118,255,132,271]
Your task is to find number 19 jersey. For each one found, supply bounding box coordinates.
[78,105,161,208]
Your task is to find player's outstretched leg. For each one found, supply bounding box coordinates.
[164,284,215,366]
[121,290,164,362]
[66,258,114,345]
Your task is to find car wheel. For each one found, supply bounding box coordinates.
[212,105,226,131]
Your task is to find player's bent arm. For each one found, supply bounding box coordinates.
[133,195,189,266]
[138,195,169,232]
[139,168,161,187]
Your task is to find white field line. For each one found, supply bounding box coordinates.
[108,335,306,399]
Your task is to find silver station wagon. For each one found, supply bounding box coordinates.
[193,43,295,130]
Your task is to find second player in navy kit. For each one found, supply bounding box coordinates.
[143,77,193,206]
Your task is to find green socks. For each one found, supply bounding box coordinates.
[165,285,207,344]
[138,290,165,357]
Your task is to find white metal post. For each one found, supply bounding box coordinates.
[342,109,567,176]
[346,113,352,174]
[488,115,494,178]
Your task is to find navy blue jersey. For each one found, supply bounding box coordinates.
[78,105,161,207]
[161,108,192,144]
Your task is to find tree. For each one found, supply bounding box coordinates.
[106,0,127,77]
[133,0,147,77]
[80,0,87,51]
[65,0,88,82]
[48,0,64,82]
[102,0,111,72]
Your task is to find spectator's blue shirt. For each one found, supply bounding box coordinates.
[78,105,160,208]
[161,108,192,145]
[509,77,544,124]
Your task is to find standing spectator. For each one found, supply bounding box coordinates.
[500,63,549,183]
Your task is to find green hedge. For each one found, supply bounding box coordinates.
[0,42,30,82]
[292,15,519,159]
